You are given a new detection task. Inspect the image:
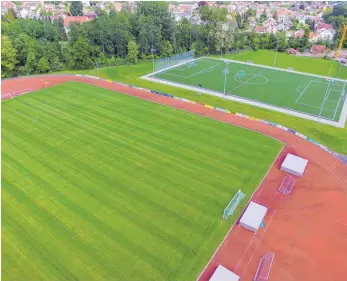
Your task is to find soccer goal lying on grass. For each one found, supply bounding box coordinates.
[254,252,275,281]
[278,175,296,195]
[223,189,245,220]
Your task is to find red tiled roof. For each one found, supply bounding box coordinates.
[64,16,89,27]
[1,1,14,9]
[114,3,122,11]
[287,48,297,54]
[316,23,334,30]
[311,44,326,54]
[294,30,304,38]
[309,32,317,39]
[255,26,265,33]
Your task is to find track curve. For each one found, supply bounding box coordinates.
[2,75,347,281]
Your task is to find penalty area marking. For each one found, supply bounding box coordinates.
[163,62,222,79]
[295,80,342,120]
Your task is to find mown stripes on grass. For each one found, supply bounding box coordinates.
[2,82,283,281]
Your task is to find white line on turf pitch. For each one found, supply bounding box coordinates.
[295,80,312,102]
[207,57,347,83]
[333,82,347,121]
[230,68,268,93]
[163,62,221,79]
[295,101,335,111]
[142,61,346,127]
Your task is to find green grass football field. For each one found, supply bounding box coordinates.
[153,58,347,122]
[2,82,282,281]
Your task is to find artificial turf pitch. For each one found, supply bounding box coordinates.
[2,82,282,281]
[153,58,346,122]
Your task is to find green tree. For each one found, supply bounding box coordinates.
[276,32,288,52]
[273,10,278,22]
[1,35,17,78]
[2,9,16,22]
[72,36,94,69]
[251,35,260,51]
[25,50,37,74]
[259,11,267,23]
[159,40,173,57]
[127,40,139,64]
[70,1,83,16]
[246,8,256,18]
[37,56,50,73]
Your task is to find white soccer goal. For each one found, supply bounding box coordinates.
[223,189,246,220]
[278,175,296,195]
[254,252,275,281]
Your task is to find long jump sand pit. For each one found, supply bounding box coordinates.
[199,147,347,281]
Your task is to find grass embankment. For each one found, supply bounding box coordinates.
[2,82,282,281]
[55,52,347,154]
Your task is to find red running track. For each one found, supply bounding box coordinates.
[2,75,347,281]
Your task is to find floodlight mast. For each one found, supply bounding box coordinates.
[223,61,231,99]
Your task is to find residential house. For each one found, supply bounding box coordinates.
[315,23,335,41]
[310,44,326,55]
[19,7,30,19]
[177,4,190,13]
[114,2,122,12]
[255,25,266,34]
[44,4,54,13]
[63,16,90,33]
[83,12,97,20]
[276,8,291,22]
[309,32,319,42]
[1,1,15,16]
[82,1,90,7]
[293,30,305,38]
[287,48,297,55]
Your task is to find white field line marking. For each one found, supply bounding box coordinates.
[185,63,221,78]
[295,80,312,102]
[333,82,347,121]
[230,68,268,93]
[254,253,275,281]
[314,225,347,242]
[234,234,257,272]
[175,62,197,71]
[254,189,264,201]
[207,57,347,83]
[266,252,275,280]
[296,102,334,111]
[141,75,345,127]
[295,101,335,112]
[164,62,221,79]
[335,220,347,227]
[239,210,277,279]
[195,146,285,281]
[317,79,332,122]
[235,192,281,273]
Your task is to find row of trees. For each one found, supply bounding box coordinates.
[2,2,346,78]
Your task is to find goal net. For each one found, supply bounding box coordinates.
[254,252,275,281]
[223,189,246,220]
[278,175,296,195]
[154,50,194,72]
